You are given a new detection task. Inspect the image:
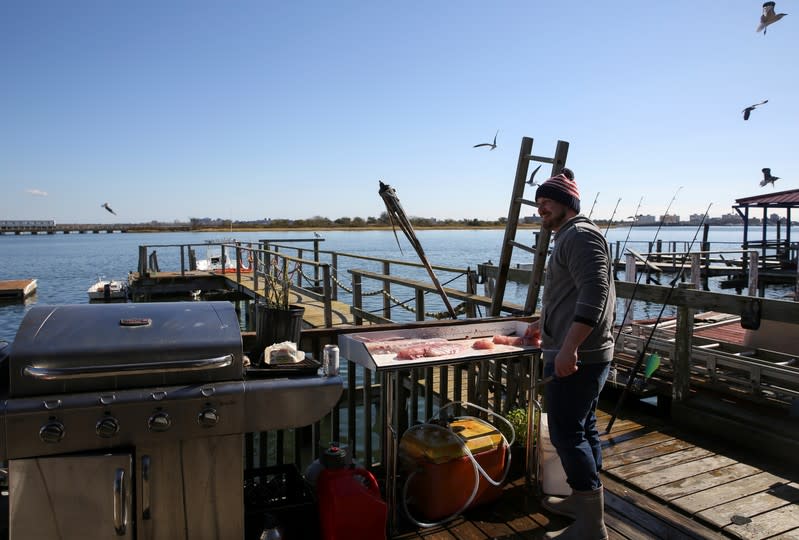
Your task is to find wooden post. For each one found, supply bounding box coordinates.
[331,253,339,301]
[673,284,695,403]
[353,273,363,325]
[415,289,425,322]
[138,246,147,274]
[383,261,391,320]
[180,246,185,277]
[313,239,321,289]
[748,250,759,297]
[466,268,477,318]
[690,253,701,290]
[623,253,636,327]
[322,264,332,328]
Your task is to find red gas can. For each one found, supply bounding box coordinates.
[317,451,387,540]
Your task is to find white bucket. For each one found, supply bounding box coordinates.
[539,413,571,496]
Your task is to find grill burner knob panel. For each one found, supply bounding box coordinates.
[148,411,172,432]
[198,407,220,427]
[39,420,65,444]
[96,416,120,438]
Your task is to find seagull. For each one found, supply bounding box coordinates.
[757,2,787,34]
[760,168,779,187]
[101,202,117,215]
[742,99,768,120]
[313,232,321,238]
[473,130,498,150]
[526,164,542,186]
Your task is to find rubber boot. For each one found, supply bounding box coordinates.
[541,492,577,519]
[544,486,608,540]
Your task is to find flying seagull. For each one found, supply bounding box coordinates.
[101,202,117,215]
[473,130,498,150]
[760,168,779,187]
[526,164,543,186]
[742,99,768,120]
[757,2,787,34]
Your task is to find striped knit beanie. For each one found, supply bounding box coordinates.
[534,169,580,213]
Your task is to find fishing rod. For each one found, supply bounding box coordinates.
[605,202,713,433]
[615,196,644,269]
[587,192,600,220]
[614,186,682,336]
[603,197,622,236]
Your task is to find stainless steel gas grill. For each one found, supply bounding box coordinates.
[0,301,342,540]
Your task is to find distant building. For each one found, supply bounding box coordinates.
[661,214,680,224]
[636,214,656,225]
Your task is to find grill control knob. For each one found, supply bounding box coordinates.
[40,421,65,444]
[198,407,219,428]
[148,411,172,432]
[96,416,120,438]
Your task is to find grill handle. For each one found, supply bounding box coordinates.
[22,354,235,380]
[113,467,128,536]
[142,455,151,520]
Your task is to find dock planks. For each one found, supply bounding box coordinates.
[0,278,37,300]
[596,406,799,539]
[392,402,797,539]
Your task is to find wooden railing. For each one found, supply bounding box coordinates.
[132,241,799,481]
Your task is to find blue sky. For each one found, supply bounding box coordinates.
[1,1,796,224]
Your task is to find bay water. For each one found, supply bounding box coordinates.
[0,225,786,343]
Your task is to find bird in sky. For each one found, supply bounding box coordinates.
[756,2,787,34]
[101,202,117,215]
[760,168,779,187]
[526,164,542,186]
[473,130,498,150]
[742,99,768,120]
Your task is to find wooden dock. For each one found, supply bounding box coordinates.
[393,397,799,539]
[0,279,36,301]
[128,270,356,327]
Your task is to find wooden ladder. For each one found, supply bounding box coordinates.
[488,137,570,316]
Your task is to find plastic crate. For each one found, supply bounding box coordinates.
[244,464,318,540]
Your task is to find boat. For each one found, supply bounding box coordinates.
[195,242,252,273]
[87,277,128,301]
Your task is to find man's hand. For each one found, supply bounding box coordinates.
[554,348,578,377]
[524,321,542,347]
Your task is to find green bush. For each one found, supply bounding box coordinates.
[505,407,528,446]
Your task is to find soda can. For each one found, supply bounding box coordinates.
[323,344,340,376]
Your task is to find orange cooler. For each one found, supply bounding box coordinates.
[399,417,507,521]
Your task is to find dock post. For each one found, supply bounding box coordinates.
[690,253,702,290]
[623,253,636,327]
[673,283,695,403]
[331,253,339,301]
[382,261,391,320]
[748,251,759,297]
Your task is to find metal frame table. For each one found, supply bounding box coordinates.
[339,319,542,533]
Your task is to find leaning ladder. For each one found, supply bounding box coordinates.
[488,137,570,316]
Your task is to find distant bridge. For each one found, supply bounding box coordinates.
[0,221,192,235]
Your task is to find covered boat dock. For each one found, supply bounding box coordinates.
[733,188,799,293]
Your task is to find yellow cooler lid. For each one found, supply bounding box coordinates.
[400,417,504,464]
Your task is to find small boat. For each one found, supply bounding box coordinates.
[195,243,252,273]
[87,277,128,301]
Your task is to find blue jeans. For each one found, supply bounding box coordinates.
[544,361,610,492]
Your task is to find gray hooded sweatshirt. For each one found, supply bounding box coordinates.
[539,215,616,365]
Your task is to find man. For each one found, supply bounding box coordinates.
[525,169,616,540]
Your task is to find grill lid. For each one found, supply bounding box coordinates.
[9,301,243,397]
